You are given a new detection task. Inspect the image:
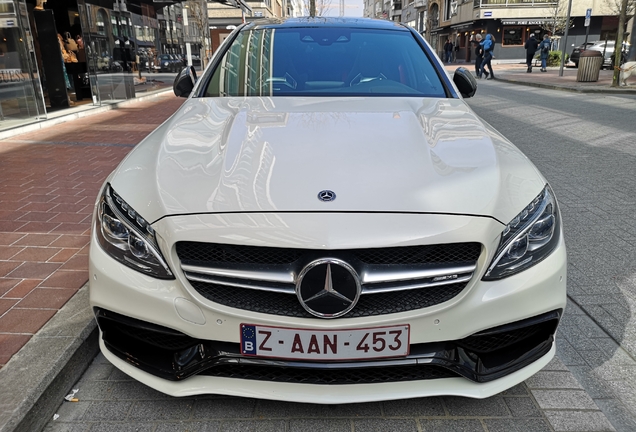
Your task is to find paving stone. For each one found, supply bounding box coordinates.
[109,381,172,400]
[127,400,194,420]
[353,418,419,432]
[442,396,509,417]
[544,411,616,432]
[87,423,155,432]
[556,339,588,366]
[568,366,617,399]
[419,419,485,432]
[193,398,257,419]
[288,419,351,432]
[594,398,636,432]
[42,422,89,432]
[255,400,381,418]
[482,418,552,432]
[525,371,583,389]
[382,397,445,417]
[82,401,133,421]
[503,397,541,417]
[531,390,598,410]
[500,383,530,396]
[542,356,570,372]
[154,422,218,432]
[218,420,286,432]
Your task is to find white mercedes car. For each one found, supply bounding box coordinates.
[89,18,567,403]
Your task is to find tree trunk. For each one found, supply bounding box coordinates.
[310,0,316,16]
[612,0,629,87]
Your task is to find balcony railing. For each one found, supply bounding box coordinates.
[474,0,556,7]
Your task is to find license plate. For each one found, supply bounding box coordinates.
[240,324,410,361]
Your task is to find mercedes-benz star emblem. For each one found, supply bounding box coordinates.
[317,190,336,202]
[296,259,361,318]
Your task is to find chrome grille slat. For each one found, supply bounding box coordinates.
[360,274,473,295]
[181,264,295,284]
[183,272,296,295]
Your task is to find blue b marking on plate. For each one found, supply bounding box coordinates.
[241,325,257,355]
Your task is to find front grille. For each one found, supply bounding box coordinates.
[177,242,481,266]
[178,242,481,318]
[201,364,459,384]
[190,280,469,318]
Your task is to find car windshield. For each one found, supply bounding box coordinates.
[204,27,445,97]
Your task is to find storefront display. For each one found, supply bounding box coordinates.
[0,0,45,126]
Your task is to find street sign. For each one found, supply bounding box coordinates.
[585,8,591,27]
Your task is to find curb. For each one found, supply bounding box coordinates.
[0,284,98,432]
[495,77,636,94]
[0,88,173,141]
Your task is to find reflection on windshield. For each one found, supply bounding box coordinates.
[205,27,445,98]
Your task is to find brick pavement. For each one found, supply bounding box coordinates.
[0,93,185,367]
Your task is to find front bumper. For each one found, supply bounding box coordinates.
[96,307,560,383]
[89,212,567,401]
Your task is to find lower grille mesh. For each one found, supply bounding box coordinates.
[190,281,469,318]
[201,364,459,384]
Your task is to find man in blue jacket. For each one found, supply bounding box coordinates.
[478,34,495,80]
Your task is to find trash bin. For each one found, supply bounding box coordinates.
[577,50,603,82]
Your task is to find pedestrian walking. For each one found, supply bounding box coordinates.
[538,34,551,72]
[478,34,495,80]
[472,34,483,78]
[444,39,454,64]
[524,33,540,73]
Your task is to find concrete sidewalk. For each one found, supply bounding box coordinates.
[446,62,636,93]
[0,92,184,431]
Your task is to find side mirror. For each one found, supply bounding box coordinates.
[453,67,477,98]
[173,66,198,98]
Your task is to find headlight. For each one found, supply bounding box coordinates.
[95,184,173,279]
[163,62,169,66]
[483,185,560,280]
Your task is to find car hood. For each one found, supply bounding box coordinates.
[110,96,545,224]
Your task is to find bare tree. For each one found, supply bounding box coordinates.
[608,0,636,16]
[304,0,334,16]
[184,0,210,67]
[541,0,573,36]
[611,0,634,86]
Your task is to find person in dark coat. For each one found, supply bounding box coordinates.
[472,34,483,78]
[443,39,454,63]
[524,34,540,73]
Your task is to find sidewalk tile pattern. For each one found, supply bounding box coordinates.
[0,93,184,367]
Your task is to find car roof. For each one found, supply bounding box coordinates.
[244,17,409,32]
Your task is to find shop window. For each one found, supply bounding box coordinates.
[503,27,522,46]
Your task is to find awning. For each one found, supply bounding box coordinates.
[451,22,473,31]
[500,19,548,26]
[213,0,252,14]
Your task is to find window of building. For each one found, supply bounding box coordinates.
[503,27,522,46]
[444,0,451,20]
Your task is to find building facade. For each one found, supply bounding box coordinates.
[1,0,213,131]
[363,0,628,62]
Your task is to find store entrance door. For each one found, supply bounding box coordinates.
[77,0,99,105]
